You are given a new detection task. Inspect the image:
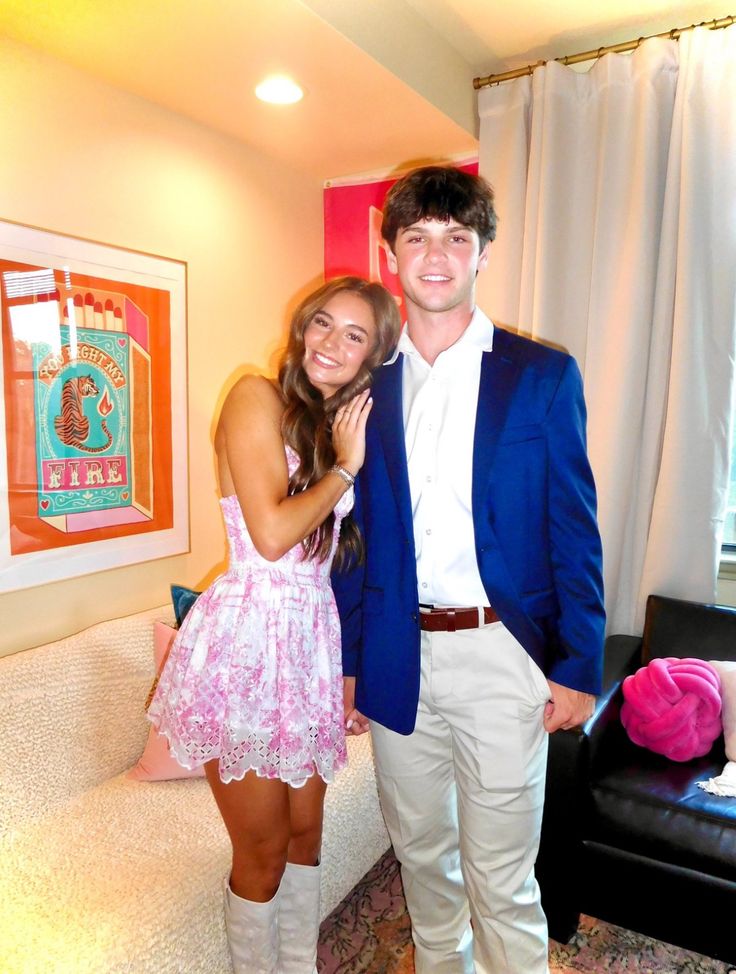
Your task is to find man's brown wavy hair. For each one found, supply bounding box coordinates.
[278,276,401,566]
[381,165,497,251]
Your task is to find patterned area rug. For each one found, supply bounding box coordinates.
[318,850,734,973]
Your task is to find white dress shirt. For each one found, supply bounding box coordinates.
[396,307,494,607]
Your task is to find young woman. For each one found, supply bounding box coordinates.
[147,276,400,973]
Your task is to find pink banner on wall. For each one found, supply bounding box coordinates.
[323,159,478,315]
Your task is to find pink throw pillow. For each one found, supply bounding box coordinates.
[710,660,736,762]
[127,622,205,782]
[621,657,722,762]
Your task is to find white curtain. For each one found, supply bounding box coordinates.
[478,26,736,635]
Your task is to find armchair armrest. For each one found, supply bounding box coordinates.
[538,633,642,942]
[546,633,642,799]
[584,634,643,767]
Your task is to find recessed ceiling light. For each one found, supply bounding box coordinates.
[255,75,304,105]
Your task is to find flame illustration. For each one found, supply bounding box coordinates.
[98,389,114,417]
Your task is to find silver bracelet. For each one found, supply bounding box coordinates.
[330,464,355,488]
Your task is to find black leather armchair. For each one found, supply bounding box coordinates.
[537,594,736,964]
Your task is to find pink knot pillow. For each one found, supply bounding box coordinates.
[621,657,722,762]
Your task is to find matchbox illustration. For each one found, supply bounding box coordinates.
[32,291,153,531]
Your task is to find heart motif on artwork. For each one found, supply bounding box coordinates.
[117,338,126,347]
[40,499,50,510]
[122,492,129,500]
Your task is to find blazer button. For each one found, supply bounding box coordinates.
[411,613,417,622]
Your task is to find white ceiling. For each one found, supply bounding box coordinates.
[0,0,728,181]
[401,0,727,72]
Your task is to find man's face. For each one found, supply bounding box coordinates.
[386,218,488,317]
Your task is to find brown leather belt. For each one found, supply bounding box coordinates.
[419,605,500,632]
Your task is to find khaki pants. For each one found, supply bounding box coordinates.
[370,622,551,974]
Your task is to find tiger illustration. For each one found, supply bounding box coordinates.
[53,374,113,453]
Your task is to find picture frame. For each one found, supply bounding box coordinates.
[0,219,188,593]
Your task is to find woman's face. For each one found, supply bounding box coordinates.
[302,291,377,398]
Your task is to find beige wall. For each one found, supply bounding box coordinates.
[0,38,324,656]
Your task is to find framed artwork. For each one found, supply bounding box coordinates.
[0,219,188,593]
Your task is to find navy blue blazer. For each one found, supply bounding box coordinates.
[332,326,605,735]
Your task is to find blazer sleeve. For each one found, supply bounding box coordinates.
[331,479,365,678]
[544,356,605,694]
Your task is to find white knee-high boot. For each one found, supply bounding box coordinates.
[224,882,280,974]
[279,861,321,973]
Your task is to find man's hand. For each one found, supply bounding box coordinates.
[543,679,595,733]
[343,676,370,736]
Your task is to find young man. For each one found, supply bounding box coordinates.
[333,166,605,974]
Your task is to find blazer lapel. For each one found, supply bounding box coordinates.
[472,332,523,531]
[373,356,414,545]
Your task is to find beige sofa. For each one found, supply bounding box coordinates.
[1,606,390,974]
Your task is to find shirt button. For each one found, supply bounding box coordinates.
[421,582,428,589]
[426,475,432,483]
[426,528,432,535]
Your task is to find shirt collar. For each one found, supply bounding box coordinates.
[383,307,494,366]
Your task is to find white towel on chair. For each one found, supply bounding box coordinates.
[697,760,736,797]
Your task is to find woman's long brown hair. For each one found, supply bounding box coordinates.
[278,276,401,567]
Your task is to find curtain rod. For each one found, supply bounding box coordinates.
[473,14,735,89]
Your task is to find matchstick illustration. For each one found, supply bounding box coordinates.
[28,274,154,533]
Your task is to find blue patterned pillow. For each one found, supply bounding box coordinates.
[170,584,201,628]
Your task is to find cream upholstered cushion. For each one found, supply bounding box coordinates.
[0,606,169,837]
[0,606,389,973]
[711,660,736,761]
[1,730,386,971]
[3,775,231,974]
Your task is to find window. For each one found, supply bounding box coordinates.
[722,423,736,562]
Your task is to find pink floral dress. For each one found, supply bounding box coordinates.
[147,447,351,787]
